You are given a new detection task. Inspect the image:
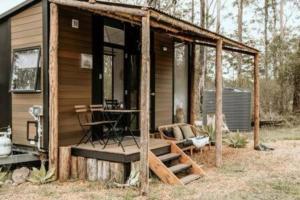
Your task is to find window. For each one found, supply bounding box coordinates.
[103,47,124,103]
[10,47,41,92]
[104,25,124,46]
[174,43,189,123]
[103,54,113,100]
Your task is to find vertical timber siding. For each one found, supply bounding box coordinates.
[58,7,92,145]
[154,33,173,128]
[11,2,43,146]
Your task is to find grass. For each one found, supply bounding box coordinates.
[260,126,300,142]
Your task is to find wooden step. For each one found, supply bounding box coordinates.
[180,174,201,185]
[158,153,181,162]
[169,163,192,174]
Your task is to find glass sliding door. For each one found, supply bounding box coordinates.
[102,21,125,105]
[174,42,189,123]
[103,54,113,100]
[103,46,124,104]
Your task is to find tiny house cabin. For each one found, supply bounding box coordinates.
[0,0,260,184]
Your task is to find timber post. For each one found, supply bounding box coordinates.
[49,3,59,178]
[140,10,151,196]
[190,44,197,124]
[215,39,223,167]
[254,53,260,148]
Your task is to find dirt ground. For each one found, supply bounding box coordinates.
[0,126,299,200]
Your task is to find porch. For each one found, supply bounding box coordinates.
[71,137,171,163]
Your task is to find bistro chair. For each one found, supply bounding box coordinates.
[105,99,120,109]
[89,104,120,150]
[74,105,116,147]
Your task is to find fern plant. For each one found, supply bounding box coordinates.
[202,124,216,143]
[27,163,55,184]
[0,168,8,181]
[225,132,248,148]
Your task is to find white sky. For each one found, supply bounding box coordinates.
[0,0,26,15]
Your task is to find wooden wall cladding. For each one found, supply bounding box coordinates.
[58,6,92,146]
[154,32,174,128]
[11,2,43,146]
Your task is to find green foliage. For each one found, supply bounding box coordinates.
[202,124,215,142]
[27,164,55,184]
[0,168,8,184]
[225,131,248,148]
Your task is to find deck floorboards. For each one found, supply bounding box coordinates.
[70,137,172,163]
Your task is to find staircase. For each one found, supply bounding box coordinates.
[149,141,205,185]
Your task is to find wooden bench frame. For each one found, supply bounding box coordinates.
[158,123,209,155]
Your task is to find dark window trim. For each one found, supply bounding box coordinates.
[103,42,124,49]
[9,46,42,93]
[42,0,49,151]
[150,30,155,132]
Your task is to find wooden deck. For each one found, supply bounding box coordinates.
[71,137,172,163]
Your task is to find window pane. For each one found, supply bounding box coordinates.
[174,43,189,123]
[112,48,124,104]
[103,54,113,100]
[104,25,124,46]
[11,48,40,91]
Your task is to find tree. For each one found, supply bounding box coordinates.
[192,0,195,23]
[216,0,221,33]
[237,0,244,82]
[293,41,300,113]
[199,0,207,116]
[264,0,269,80]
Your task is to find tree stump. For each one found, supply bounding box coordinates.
[87,158,98,181]
[110,162,125,184]
[77,157,87,180]
[71,156,78,179]
[58,146,71,182]
[97,160,110,182]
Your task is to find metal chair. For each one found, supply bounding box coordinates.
[105,99,120,109]
[89,104,122,150]
[74,105,116,147]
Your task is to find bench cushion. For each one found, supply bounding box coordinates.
[180,125,194,139]
[173,126,183,140]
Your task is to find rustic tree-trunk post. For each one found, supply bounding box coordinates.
[87,158,98,181]
[49,3,59,178]
[59,146,71,182]
[215,39,223,167]
[254,53,260,148]
[190,44,198,124]
[77,157,87,180]
[199,0,207,117]
[71,156,78,179]
[140,10,150,196]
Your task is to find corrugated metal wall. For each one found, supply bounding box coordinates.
[203,88,251,131]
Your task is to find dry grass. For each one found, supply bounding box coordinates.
[0,126,299,200]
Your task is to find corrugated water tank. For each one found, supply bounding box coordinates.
[202,88,251,131]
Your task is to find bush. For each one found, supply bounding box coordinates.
[225,132,248,148]
[201,124,215,142]
[27,163,55,184]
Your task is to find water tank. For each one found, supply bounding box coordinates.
[202,88,251,131]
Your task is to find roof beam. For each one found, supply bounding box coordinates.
[149,10,258,54]
[49,0,146,17]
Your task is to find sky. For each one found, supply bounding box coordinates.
[0,0,26,15]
